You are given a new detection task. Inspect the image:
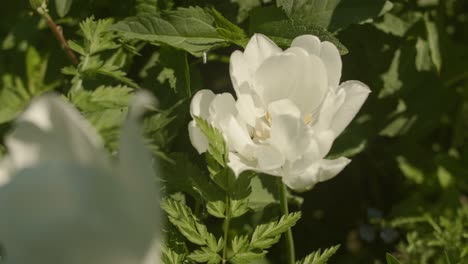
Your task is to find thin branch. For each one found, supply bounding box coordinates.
[37,7,78,66]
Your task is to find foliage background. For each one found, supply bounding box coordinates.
[0,0,467,263]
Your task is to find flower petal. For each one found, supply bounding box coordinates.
[220,116,252,154]
[314,88,346,132]
[291,35,321,56]
[283,157,350,192]
[118,91,161,254]
[243,34,282,72]
[236,83,265,127]
[331,81,371,136]
[228,152,256,177]
[230,50,250,91]
[268,99,310,161]
[190,89,215,119]
[188,121,209,154]
[320,41,342,89]
[254,145,285,171]
[208,93,237,125]
[5,94,108,171]
[255,48,328,114]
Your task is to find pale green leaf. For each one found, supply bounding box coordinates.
[296,245,340,264]
[424,13,442,73]
[250,212,301,250]
[194,116,228,166]
[55,0,73,17]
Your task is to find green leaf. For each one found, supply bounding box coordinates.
[277,0,392,32]
[296,245,340,264]
[135,0,157,15]
[112,7,229,57]
[162,198,216,246]
[194,116,228,166]
[0,75,30,124]
[69,85,133,149]
[158,47,191,97]
[385,253,402,264]
[424,13,442,73]
[162,245,186,264]
[249,7,348,55]
[162,153,225,203]
[207,8,249,47]
[55,0,73,17]
[188,247,222,263]
[250,212,301,250]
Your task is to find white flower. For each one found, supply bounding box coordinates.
[0,93,160,264]
[189,34,370,192]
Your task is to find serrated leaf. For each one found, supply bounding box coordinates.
[162,245,186,264]
[55,0,72,17]
[189,247,222,264]
[194,116,228,166]
[69,85,133,149]
[162,198,216,246]
[135,0,157,15]
[296,245,340,264]
[207,200,226,218]
[112,7,229,57]
[277,0,392,32]
[230,199,249,218]
[249,7,347,55]
[250,212,301,250]
[385,253,402,264]
[207,8,249,47]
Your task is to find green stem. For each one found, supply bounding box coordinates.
[222,195,231,263]
[277,178,295,264]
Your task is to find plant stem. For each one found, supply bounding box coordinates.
[277,178,295,264]
[37,7,78,66]
[222,195,231,263]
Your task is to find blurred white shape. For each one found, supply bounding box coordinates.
[0,92,160,264]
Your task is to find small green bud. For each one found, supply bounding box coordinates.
[29,0,46,9]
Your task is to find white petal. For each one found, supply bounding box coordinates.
[228,152,256,177]
[268,99,310,162]
[208,93,237,125]
[331,81,371,136]
[0,163,157,264]
[190,89,215,119]
[243,34,282,72]
[236,83,264,127]
[6,94,107,171]
[315,130,336,157]
[221,116,252,154]
[283,157,350,192]
[314,88,346,132]
[287,50,329,113]
[0,157,12,186]
[230,50,250,91]
[255,49,328,114]
[291,35,321,56]
[315,157,351,182]
[188,121,209,154]
[320,41,342,89]
[253,145,285,171]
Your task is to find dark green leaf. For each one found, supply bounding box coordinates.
[277,0,392,32]
[249,7,348,54]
